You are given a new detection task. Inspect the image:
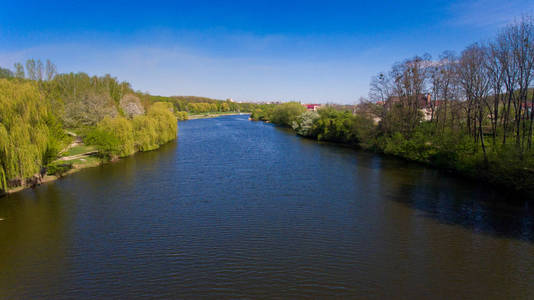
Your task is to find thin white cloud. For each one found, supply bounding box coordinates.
[0,41,375,103]
[447,0,534,28]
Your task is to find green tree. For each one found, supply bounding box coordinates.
[14,63,25,78]
[0,67,13,79]
[270,102,306,126]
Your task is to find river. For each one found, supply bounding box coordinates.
[0,114,533,298]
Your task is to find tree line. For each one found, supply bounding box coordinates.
[367,15,534,191]
[148,95,258,115]
[0,59,57,81]
[250,16,534,194]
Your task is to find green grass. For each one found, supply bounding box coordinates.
[62,145,97,157]
[47,154,101,176]
[69,156,101,167]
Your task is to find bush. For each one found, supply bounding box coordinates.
[176,111,188,120]
[312,109,359,144]
[47,163,73,177]
[292,111,319,137]
[270,102,306,126]
[85,127,122,158]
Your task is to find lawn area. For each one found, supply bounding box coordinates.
[69,156,101,167]
[62,145,97,157]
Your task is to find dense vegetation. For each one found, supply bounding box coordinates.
[147,95,258,115]
[252,17,534,195]
[0,80,65,191]
[0,62,178,194]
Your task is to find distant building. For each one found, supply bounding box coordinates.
[384,93,432,109]
[380,94,445,121]
[522,102,533,114]
[303,104,321,111]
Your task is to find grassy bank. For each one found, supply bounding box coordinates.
[3,134,177,196]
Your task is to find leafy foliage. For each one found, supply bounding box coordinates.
[0,79,65,190]
[85,102,178,159]
[176,111,189,120]
[311,109,360,143]
[270,102,306,127]
[149,95,258,114]
[292,111,319,136]
[0,67,13,79]
[0,65,178,192]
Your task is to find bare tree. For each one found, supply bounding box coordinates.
[13,63,25,78]
[458,44,491,163]
[63,91,118,127]
[509,16,534,152]
[120,94,145,118]
[36,59,43,81]
[45,59,57,81]
[369,72,392,103]
[485,41,505,147]
[389,54,431,134]
[25,59,36,80]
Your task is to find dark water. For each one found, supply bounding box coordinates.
[1,115,533,299]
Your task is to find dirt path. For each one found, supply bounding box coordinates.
[58,151,99,161]
[58,133,83,156]
[57,132,98,161]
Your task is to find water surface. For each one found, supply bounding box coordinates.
[1,115,533,298]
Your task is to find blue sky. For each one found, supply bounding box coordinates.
[1,0,532,103]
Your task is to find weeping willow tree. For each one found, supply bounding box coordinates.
[86,102,178,159]
[147,102,178,145]
[131,102,177,152]
[0,79,60,191]
[98,116,136,157]
[132,115,159,152]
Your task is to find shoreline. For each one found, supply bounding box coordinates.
[1,140,177,198]
[252,119,534,199]
[186,112,249,120]
[1,114,251,197]
[2,157,103,197]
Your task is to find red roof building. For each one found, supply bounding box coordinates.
[304,104,321,111]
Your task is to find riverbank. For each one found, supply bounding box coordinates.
[249,108,534,198]
[1,138,177,197]
[3,159,102,195]
[187,112,249,120]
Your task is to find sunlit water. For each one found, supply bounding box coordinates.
[1,115,533,298]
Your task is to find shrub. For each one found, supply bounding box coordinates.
[85,127,122,158]
[176,111,188,120]
[292,111,319,137]
[270,102,306,126]
[312,109,359,143]
[47,163,73,177]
